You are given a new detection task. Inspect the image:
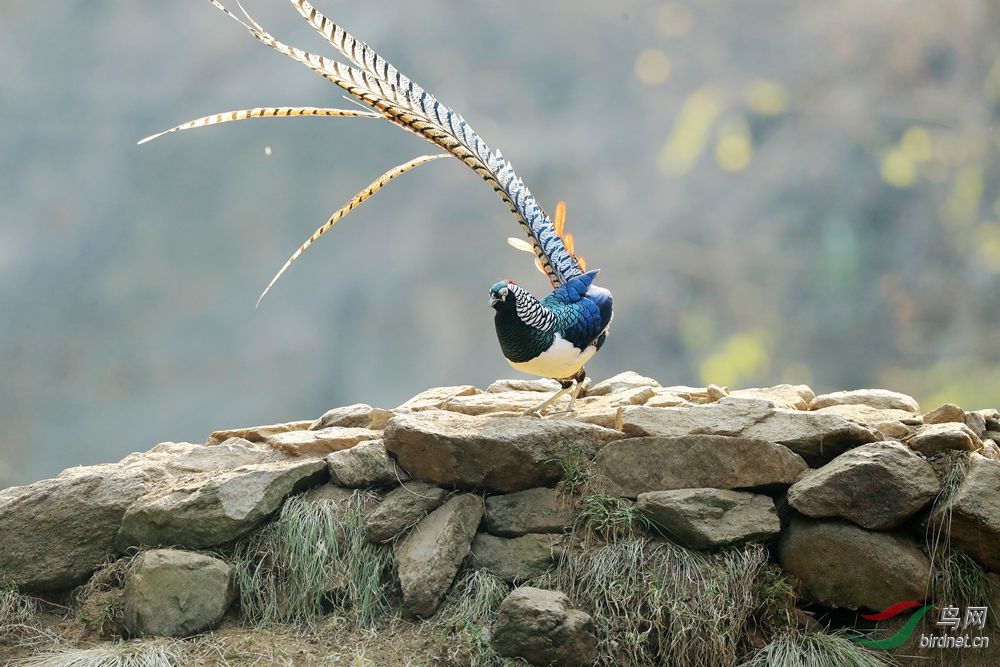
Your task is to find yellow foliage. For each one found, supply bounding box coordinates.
[699,332,770,387]
[715,117,753,172]
[658,88,721,175]
[880,149,915,188]
[745,80,789,116]
[945,164,984,228]
[900,126,932,162]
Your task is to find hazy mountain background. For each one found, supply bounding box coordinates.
[2,0,998,487]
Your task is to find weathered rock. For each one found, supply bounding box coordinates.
[975,409,1000,431]
[741,410,880,465]
[963,411,988,439]
[566,387,658,428]
[778,516,930,611]
[593,435,807,498]
[811,404,919,440]
[384,410,624,493]
[207,420,312,445]
[117,459,328,550]
[620,398,775,438]
[586,371,660,396]
[469,533,559,583]
[729,384,815,410]
[810,389,920,414]
[0,459,168,590]
[637,488,780,549]
[266,426,382,457]
[396,385,481,411]
[493,587,597,667]
[787,441,939,529]
[365,482,451,543]
[487,378,562,393]
[153,439,270,472]
[485,488,575,537]
[124,549,234,637]
[395,494,484,617]
[906,423,983,455]
[311,403,393,430]
[923,403,967,425]
[644,389,694,408]
[325,439,409,488]
[981,440,1000,460]
[428,390,555,416]
[934,454,1000,570]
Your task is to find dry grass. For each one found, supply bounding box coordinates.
[738,629,894,667]
[429,569,515,667]
[12,639,186,667]
[547,537,772,667]
[232,491,394,628]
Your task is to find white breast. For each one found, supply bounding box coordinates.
[506,334,597,381]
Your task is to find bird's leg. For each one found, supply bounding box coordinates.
[523,369,586,417]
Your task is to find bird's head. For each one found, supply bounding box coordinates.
[488,279,517,309]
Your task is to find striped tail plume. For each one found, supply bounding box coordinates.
[142,0,586,296]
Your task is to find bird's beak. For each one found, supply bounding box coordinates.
[489,294,501,308]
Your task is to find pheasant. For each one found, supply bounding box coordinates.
[140,0,613,414]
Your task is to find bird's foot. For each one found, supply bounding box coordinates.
[522,379,582,417]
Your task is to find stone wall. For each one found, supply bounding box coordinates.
[1,372,998,665]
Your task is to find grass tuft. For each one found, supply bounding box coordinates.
[738,629,894,667]
[574,493,651,542]
[556,446,593,496]
[13,640,186,667]
[74,555,140,639]
[1,583,57,650]
[549,538,771,667]
[430,569,515,667]
[232,490,393,628]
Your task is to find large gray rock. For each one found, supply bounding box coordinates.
[124,549,234,637]
[0,459,168,591]
[778,516,930,611]
[395,385,481,411]
[729,384,815,410]
[619,399,879,465]
[487,378,562,393]
[117,459,327,549]
[365,482,451,543]
[394,494,484,617]
[469,533,559,583]
[637,488,780,549]
[384,410,623,493]
[906,423,983,455]
[935,453,1000,570]
[811,404,919,440]
[787,441,939,529]
[493,587,597,667]
[593,435,807,498]
[809,389,921,413]
[326,439,409,488]
[485,488,575,537]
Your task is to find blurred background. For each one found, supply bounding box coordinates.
[2,0,998,488]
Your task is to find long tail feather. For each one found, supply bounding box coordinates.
[256,153,448,308]
[137,106,379,145]
[204,0,584,287]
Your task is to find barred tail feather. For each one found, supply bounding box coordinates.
[137,106,379,145]
[206,0,584,287]
[256,153,448,308]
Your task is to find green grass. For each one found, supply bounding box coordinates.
[738,629,893,667]
[232,490,393,628]
[556,446,593,496]
[548,537,773,667]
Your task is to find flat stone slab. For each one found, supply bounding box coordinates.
[593,434,807,498]
[637,488,780,549]
[395,385,481,411]
[586,371,660,396]
[310,403,392,430]
[778,516,930,611]
[394,494,483,617]
[729,384,815,410]
[207,420,312,445]
[484,487,575,537]
[787,441,939,529]
[809,389,920,413]
[266,426,382,457]
[326,439,409,488]
[384,410,624,493]
[116,459,327,549]
[906,423,983,455]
